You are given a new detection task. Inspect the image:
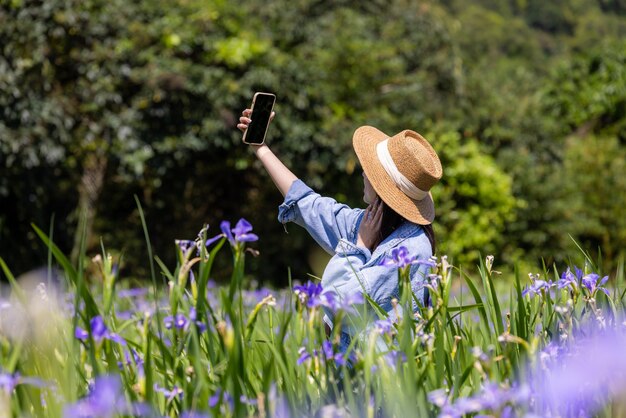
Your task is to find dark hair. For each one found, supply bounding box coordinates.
[374,200,436,254]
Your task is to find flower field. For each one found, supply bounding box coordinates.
[0,216,625,418]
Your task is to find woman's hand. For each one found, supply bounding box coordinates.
[236,107,296,196]
[237,108,276,134]
[357,197,383,251]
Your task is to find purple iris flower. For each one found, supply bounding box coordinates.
[433,382,528,416]
[177,225,224,258]
[558,267,581,290]
[427,273,441,291]
[320,341,356,366]
[181,412,210,418]
[378,246,414,268]
[522,278,555,298]
[130,349,144,371]
[0,372,44,394]
[327,291,365,314]
[75,315,126,346]
[293,281,339,310]
[163,315,174,329]
[293,281,323,308]
[118,349,144,375]
[90,316,108,340]
[220,221,235,244]
[378,246,437,269]
[209,388,233,409]
[427,389,449,408]
[470,382,510,410]
[117,288,149,298]
[296,347,311,366]
[116,311,133,321]
[240,395,258,406]
[87,376,120,411]
[539,342,563,367]
[208,391,219,408]
[298,343,356,367]
[204,234,223,248]
[107,333,127,345]
[164,313,189,330]
[75,327,89,340]
[319,291,338,310]
[176,240,197,254]
[220,218,259,246]
[333,351,357,367]
[64,375,149,417]
[374,319,395,336]
[196,224,223,249]
[581,273,610,296]
[344,291,364,306]
[175,314,188,329]
[189,307,207,333]
[322,341,335,360]
[232,218,259,242]
[574,266,583,279]
[435,333,626,416]
[0,372,20,394]
[530,332,626,416]
[154,383,183,401]
[385,350,407,369]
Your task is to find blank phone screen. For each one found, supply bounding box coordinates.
[245,94,275,144]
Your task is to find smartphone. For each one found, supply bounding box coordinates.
[242,92,276,145]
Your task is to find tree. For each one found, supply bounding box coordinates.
[429,129,519,267]
[548,135,626,268]
[0,0,255,270]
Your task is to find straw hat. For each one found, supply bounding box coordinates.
[353,126,442,225]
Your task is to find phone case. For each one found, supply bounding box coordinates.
[242,92,276,145]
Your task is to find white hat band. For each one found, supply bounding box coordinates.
[376,139,428,201]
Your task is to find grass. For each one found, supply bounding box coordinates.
[0,212,624,417]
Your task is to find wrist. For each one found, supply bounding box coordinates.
[252,144,270,157]
[356,235,370,251]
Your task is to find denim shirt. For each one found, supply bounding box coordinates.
[277,179,433,351]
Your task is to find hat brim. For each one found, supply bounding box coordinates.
[353,126,435,225]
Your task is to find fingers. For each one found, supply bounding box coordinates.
[371,197,384,226]
[363,198,383,228]
[374,197,384,215]
[363,204,372,222]
[237,109,252,132]
[360,198,384,251]
[240,116,251,124]
[238,109,275,132]
[363,199,382,224]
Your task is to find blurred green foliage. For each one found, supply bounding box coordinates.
[0,0,624,283]
[431,130,519,266]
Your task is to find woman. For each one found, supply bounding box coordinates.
[238,108,442,351]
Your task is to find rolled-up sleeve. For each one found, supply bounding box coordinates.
[322,239,374,296]
[277,179,363,255]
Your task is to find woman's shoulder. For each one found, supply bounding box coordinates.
[392,221,427,241]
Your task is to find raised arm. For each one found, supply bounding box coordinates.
[251,145,297,197]
[238,108,296,197]
[238,107,362,253]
